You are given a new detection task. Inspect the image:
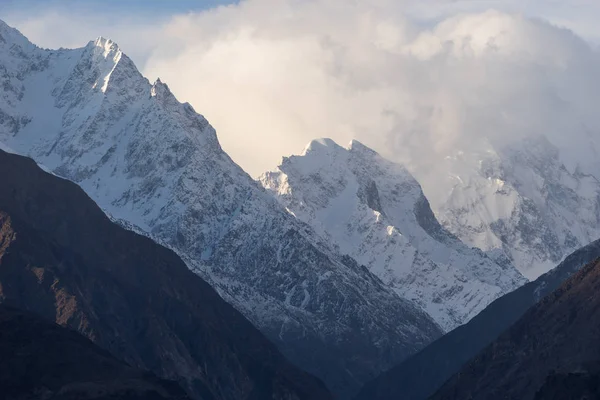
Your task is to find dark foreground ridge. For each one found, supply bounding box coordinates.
[533,366,600,400]
[0,149,332,400]
[0,304,189,400]
[355,239,600,400]
[431,258,600,399]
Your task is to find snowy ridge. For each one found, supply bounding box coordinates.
[0,21,442,398]
[261,138,526,330]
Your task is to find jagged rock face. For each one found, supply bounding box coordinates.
[354,238,600,400]
[430,136,600,279]
[0,305,191,400]
[0,21,442,398]
[260,138,525,331]
[431,257,600,400]
[0,149,333,400]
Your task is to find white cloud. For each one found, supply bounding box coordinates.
[5,0,600,185]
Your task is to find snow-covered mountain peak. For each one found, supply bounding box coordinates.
[261,138,526,331]
[78,37,140,94]
[300,138,379,161]
[289,138,400,184]
[301,137,344,156]
[91,37,121,58]
[282,137,349,178]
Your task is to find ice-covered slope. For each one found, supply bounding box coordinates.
[430,136,600,280]
[0,20,442,398]
[260,139,526,331]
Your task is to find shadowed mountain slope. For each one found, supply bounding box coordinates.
[0,304,190,400]
[432,258,600,399]
[0,149,331,400]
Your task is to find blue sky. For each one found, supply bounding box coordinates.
[0,0,237,65]
[0,0,237,14]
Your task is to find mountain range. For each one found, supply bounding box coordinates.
[0,20,443,398]
[2,17,600,400]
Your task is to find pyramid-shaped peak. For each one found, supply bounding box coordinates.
[301,138,346,156]
[93,36,118,48]
[88,36,122,58]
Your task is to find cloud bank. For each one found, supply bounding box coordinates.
[5,0,600,185]
[141,0,600,179]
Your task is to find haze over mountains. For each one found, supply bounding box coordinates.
[431,136,600,280]
[131,5,600,281]
[1,11,600,400]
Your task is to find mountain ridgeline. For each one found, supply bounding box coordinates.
[2,16,598,400]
